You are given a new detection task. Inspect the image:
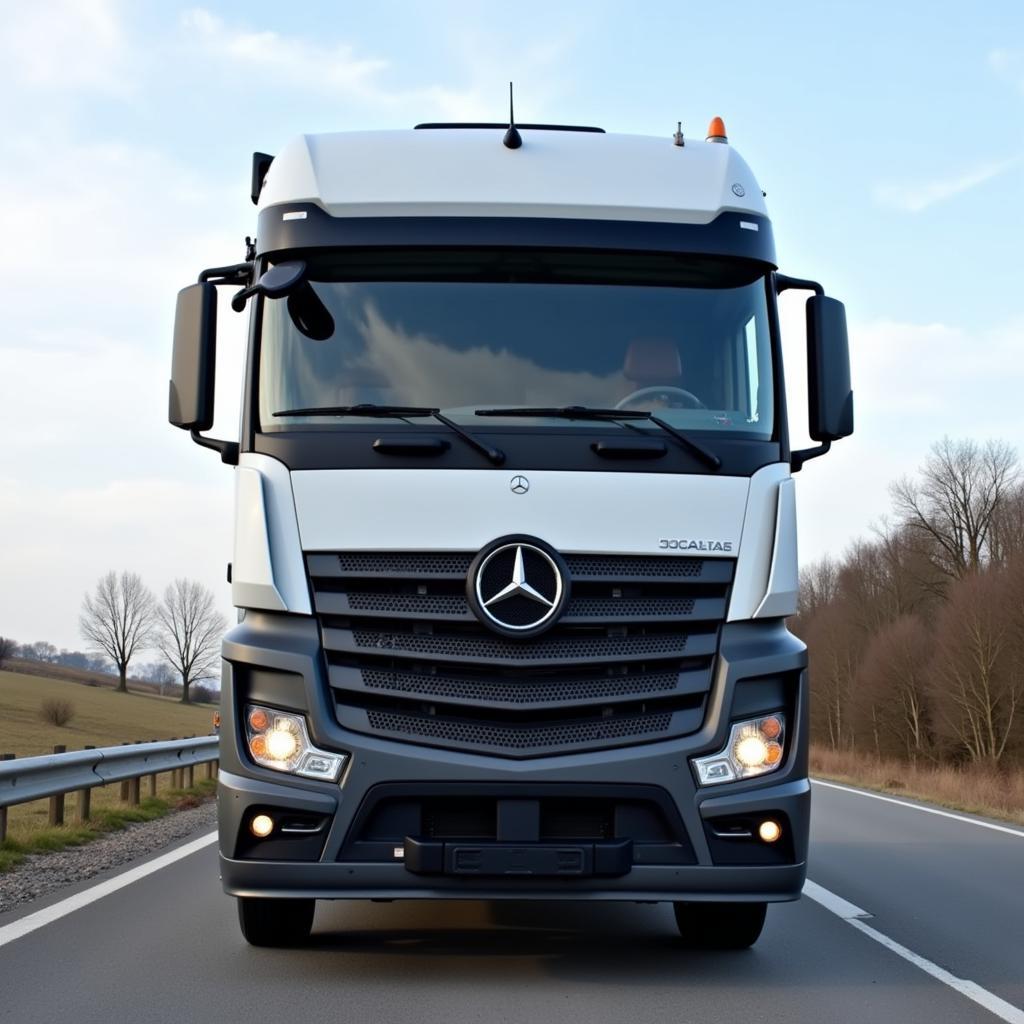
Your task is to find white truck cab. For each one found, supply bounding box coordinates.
[169,116,853,948]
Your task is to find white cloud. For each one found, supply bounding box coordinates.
[0,136,245,345]
[0,0,132,95]
[872,155,1020,212]
[179,7,575,121]
[989,48,1024,95]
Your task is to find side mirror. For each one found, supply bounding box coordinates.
[806,295,853,442]
[169,282,217,430]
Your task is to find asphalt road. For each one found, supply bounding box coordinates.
[1,781,1021,1024]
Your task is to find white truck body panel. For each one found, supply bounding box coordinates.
[258,130,768,225]
[230,461,797,623]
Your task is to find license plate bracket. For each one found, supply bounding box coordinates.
[403,837,633,877]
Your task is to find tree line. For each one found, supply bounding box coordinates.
[794,437,1024,768]
[0,574,227,704]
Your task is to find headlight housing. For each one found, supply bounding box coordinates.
[244,704,347,782]
[692,714,785,786]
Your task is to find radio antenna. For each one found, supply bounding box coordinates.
[503,82,522,150]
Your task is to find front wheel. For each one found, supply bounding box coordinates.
[673,901,767,949]
[237,897,315,947]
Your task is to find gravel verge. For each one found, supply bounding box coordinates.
[0,800,217,914]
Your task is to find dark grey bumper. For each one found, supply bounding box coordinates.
[218,613,809,902]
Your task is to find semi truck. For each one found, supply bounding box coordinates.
[169,113,853,949]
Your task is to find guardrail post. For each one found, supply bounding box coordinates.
[128,776,141,805]
[76,745,95,824]
[48,745,66,826]
[149,772,157,797]
[204,760,213,780]
[120,742,130,802]
[0,754,13,842]
[187,764,195,789]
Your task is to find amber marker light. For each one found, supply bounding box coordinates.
[250,814,274,838]
[706,116,728,143]
[758,820,782,844]
[761,716,782,740]
[248,708,270,731]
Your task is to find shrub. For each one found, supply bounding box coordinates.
[39,698,75,727]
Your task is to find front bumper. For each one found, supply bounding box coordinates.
[218,613,809,902]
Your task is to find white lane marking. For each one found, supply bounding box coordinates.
[802,879,871,919]
[813,779,1024,839]
[0,831,217,949]
[805,880,1024,1024]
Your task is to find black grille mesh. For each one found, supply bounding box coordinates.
[348,592,469,615]
[564,555,703,578]
[308,548,732,756]
[360,668,680,705]
[366,709,674,750]
[352,629,687,661]
[337,552,472,576]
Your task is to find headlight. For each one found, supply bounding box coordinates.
[692,714,785,786]
[244,704,347,782]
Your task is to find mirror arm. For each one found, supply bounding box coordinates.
[775,273,824,296]
[791,440,831,473]
[190,429,239,466]
[198,262,253,286]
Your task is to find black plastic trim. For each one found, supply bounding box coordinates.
[414,122,605,133]
[256,429,780,475]
[255,206,777,265]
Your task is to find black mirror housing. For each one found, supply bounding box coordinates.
[169,282,217,430]
[806,295,853,442]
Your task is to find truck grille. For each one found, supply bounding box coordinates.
[307,550,733,758]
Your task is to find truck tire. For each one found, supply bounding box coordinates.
[237,897,315,947]
[672,901,767,949]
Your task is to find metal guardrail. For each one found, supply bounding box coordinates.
[0,737,219,841]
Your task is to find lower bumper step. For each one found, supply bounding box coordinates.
[403,836,633,877]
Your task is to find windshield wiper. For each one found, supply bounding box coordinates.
[273,404,506,466]
[473,406,721,470]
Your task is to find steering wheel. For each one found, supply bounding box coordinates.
[615,385,707,410]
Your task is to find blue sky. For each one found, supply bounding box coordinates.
[1,0,1022,649]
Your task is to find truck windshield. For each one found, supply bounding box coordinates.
[258,250,775,440]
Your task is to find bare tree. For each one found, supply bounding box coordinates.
[929,570,1021,765]
[891,438,1019,582]
[156,579,227,704]
[80,572,157,692]
[854,615,935,762]
[990,483,1024,567]
[0,635,15,670]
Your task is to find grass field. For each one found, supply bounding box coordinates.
[0,669,217,758]
[810,745,1024,827]
[0,779,217,873]
[0,668,221,851]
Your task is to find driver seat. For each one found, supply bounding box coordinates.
[623,337,683,387]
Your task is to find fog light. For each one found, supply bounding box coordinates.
[758,819,782,843]
[250,813,274,838]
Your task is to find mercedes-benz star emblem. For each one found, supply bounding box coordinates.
[467,536,569,636]
[509,475,530,494]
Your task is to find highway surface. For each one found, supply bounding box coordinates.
[1,781,1021,1024]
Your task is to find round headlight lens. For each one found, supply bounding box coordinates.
[266,728,300,761]
[734,734,768,768]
